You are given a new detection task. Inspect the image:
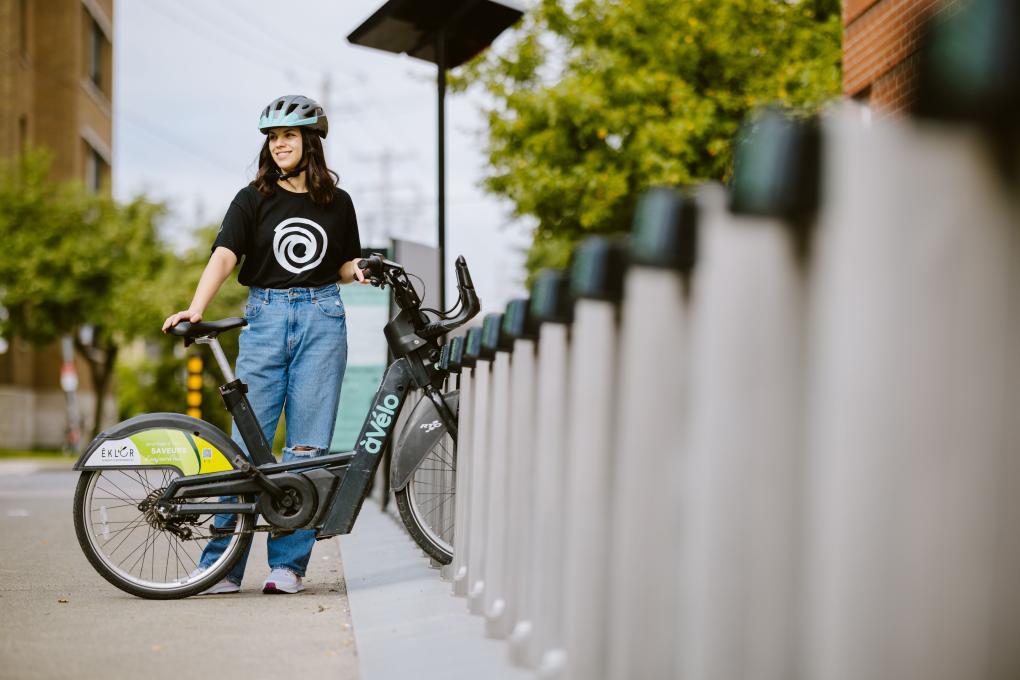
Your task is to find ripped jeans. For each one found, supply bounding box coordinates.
[198,284,348,583]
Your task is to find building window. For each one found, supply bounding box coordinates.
[84,144,108,193]
[89,17,104,89]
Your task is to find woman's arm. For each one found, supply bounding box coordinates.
[162,247,238,332]
[339,258,368,285]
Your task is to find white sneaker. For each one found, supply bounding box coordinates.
[200,578,241,595]
[262,567,304,594]
[186,568,240,595]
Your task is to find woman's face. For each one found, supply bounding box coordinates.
[267,127,303,173]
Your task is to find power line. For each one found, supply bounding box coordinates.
[116,110,239,174]
[213,0,367,86]
[143,0,318,87]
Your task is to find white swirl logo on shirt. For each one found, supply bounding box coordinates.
[272,218,328,274]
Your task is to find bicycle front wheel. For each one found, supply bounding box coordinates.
[394,431,456,564]
[73,468,255,599]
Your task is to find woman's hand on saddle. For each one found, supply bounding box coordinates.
[162,309,203,333]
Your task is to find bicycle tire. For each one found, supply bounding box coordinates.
[394,431,456,565]
[73,468,255,599]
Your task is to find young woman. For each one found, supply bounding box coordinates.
[163,95,368,594]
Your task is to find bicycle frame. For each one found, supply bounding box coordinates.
[156,357,415,537]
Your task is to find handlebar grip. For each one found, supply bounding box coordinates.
[357,254,386,286]
[455,255,474,290]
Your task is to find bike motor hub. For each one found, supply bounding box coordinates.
[257,473,317,530]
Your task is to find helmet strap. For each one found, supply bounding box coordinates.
[276,159,308,181]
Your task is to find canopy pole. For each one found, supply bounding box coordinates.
[436,28,447,309]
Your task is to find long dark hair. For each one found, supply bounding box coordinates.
[251,128,339,205]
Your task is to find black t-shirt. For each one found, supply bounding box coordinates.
[212,185,362,288]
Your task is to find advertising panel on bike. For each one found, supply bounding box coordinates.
[80,429,234,476]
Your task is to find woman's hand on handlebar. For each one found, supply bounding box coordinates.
[162,309,202,333]
[341,258,371,285]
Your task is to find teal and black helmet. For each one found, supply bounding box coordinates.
[258,95,328,138]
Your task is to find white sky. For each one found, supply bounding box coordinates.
[112,0,532,311]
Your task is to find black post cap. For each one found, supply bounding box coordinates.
[480,312,508,356]
[728,108,821,221]
[629,187,698,271]
[571,236,628,302]
[503,298,538,341]
[438,341,452,371]
[913,0,1020,126]
[530,270,574,324]
[447,336,464,373]
[462,327,482,367]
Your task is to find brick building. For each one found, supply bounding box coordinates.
[0,0,115,449]
[843,0,966,115]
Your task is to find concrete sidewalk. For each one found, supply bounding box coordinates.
[339,501,530,680]
[0,467,358,680]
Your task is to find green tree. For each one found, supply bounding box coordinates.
[0,148,167,438]
[456,0,841,274]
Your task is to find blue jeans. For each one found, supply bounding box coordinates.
[199,283,348,583]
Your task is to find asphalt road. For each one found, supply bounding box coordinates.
[0,460,358,680]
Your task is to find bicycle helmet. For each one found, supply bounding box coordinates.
[258,95,328,138]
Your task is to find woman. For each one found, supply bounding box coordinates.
[163,94,367,594]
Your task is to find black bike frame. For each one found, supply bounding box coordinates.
[159,358,415,538]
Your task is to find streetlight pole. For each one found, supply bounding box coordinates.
[347,0,524,308]
[436,28,447,306]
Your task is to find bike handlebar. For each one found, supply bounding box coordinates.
[357,253,480,339]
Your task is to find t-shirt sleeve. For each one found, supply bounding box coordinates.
[343,192,362,261]
[211,188,256,258]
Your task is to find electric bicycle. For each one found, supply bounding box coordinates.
[71,254,478,599]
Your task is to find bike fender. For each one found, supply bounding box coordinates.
[390,391,458,492]
[73,412,243,476]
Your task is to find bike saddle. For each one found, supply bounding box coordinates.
[169,318,247,346]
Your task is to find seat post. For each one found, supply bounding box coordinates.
[195,336,235,382]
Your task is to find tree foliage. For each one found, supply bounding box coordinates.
[0,149,167,438]
[455,0,842,274]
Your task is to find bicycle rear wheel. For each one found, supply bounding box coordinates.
[73,468,254,599]
[394,431,456,564]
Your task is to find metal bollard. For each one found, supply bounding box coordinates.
[480,312,516,637]
[606,187,697,680]
[677,110,819,680]
[467,325,496,615]
[451,333,476,597]
[803,104,1020,680]
[509,271,574,669]
[438,340,459,581]
[912,0,1020,128]
[550,237,627,680]
[500,298,539,639]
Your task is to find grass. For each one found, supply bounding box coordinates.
[0,447,72,459]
